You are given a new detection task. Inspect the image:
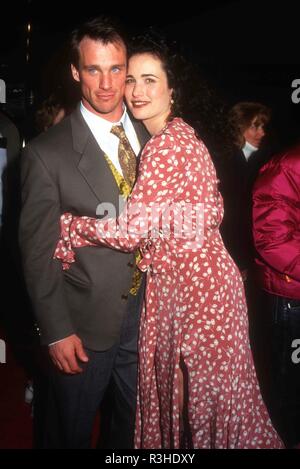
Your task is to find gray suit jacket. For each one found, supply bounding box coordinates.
[19,105,149,350]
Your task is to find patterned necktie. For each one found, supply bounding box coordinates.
[111,124,137,189]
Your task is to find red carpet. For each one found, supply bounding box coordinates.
[0,328,101,449]
[0,331,33,449]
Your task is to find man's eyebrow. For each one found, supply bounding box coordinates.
[82,63,126,69]
[111,63,126,69]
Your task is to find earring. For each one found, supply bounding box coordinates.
[170,98,174,105]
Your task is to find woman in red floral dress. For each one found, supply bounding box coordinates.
[54,39,283,449]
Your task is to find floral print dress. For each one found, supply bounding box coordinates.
[55,118,283,449]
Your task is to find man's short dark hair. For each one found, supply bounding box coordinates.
[70,16,127,69]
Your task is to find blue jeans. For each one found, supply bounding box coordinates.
[254,291,300,447]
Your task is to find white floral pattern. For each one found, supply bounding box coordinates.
[55,118,283,449]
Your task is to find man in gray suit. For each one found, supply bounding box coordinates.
[19,17,149,448]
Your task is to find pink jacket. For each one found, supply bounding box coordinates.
[252,145,300,299]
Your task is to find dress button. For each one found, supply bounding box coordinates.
[121,294,128,300]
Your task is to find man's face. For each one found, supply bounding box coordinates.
[71,37,127,122]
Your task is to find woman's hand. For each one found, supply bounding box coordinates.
[54,213,99,269]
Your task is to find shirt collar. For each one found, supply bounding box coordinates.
[242,140,258,161]
[80,101,128,133]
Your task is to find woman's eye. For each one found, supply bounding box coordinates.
[126,78,134,84]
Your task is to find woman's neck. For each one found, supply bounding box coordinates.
[143,111,171,136]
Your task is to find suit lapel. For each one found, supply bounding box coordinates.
[70,105,150,201]
[78,138,120,203]
[71,105,120,202]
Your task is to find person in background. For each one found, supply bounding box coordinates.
[19,16,149,448]
[35,92,72,133]
[216,102,277,406]
[219,101,272,278]
[54,36,283,449]
[0,130,7,230]
[0,109,21,242]
[0,109,38,420]
[252,143,300,449]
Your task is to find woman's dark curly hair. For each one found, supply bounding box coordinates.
[127,32,232,162]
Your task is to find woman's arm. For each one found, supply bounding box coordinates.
[55,133,187,268]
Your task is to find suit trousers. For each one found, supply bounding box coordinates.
[251,291,300,448]
[43,281,145,449]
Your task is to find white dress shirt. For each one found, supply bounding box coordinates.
[80,102,141,176]
[242,140,258,161]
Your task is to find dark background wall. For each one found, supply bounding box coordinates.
[1,0,300,144]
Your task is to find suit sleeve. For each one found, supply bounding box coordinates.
[252,167,300,282]
[19,144,75,344]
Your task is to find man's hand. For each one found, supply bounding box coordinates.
[49,334,89,374]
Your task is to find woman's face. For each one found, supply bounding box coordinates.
[125,53,173,133]
[243,116,266,148]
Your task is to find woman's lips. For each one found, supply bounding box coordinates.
[131,101,150,107]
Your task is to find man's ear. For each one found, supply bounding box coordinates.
[71,64,80,82]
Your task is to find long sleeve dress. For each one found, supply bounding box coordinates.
[55,118,283,449]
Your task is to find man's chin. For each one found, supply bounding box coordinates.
[92,104,115,114]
